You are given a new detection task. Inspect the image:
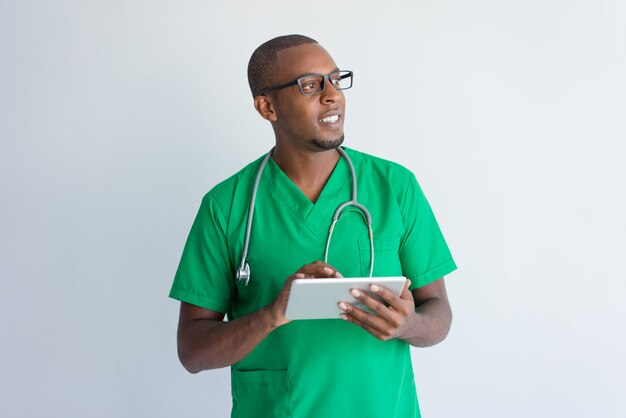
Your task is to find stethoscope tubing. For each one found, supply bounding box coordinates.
[236,147,375,285]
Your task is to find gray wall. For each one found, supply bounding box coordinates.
[2,1,625,417]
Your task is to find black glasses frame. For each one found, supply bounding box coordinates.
[256,70,353,97]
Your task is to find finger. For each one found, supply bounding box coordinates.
[286,272,305,284]
[338,310,393,341]
[296,265,334,278]
[296,262,342,278]
[367,284,403,310]
[399,280,416,309]
[338,299,390,332]
[272,273,306,326]
[348,287,395,319]
[400,279,412,299]
[371,280,414,312]
[281,273,305,297]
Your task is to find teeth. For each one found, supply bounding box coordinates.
[321,115,339,123]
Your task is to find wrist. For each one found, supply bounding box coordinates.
[398,311,421,342]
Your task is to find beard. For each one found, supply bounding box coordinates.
[310,135,344,151]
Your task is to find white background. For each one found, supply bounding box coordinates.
[2,1,625,417]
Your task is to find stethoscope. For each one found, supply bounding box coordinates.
[235,147,375,286]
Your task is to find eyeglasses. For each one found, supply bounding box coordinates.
[257,70,353,97]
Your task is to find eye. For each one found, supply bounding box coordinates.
[299,76,323,93]
[302,80,319,91]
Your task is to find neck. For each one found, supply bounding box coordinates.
[271,145,341,203]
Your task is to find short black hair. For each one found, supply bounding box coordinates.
[247,34,318,98]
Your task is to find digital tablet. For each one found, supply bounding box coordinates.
[284,277,407,320]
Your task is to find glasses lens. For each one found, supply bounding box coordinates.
[299,76,325,95]
[331,71,353,90]
[298,71,353,95]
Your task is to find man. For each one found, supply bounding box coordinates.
[170,34,456,418]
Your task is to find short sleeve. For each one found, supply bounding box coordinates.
[169,194,234,312]
[399,174,457,289]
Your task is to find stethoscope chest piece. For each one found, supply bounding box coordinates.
[236,263,250,286]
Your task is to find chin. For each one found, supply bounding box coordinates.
[310,136,344,151]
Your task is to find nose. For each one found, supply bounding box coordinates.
[320,76,342,104]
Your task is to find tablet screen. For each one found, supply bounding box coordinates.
[285,277,407,320]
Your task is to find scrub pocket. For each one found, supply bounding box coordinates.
[358,236,402,277]
[231,369,291,418]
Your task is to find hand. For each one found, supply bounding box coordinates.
[267,261,343,329]
[338,279,417,341]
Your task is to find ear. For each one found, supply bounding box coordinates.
[254,95,278,122]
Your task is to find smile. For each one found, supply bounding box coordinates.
[320,115,339,123]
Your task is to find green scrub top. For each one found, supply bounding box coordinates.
[170,147,457,418]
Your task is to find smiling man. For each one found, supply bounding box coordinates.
[170,35,457,418]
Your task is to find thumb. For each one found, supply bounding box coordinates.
[401,279,412,298]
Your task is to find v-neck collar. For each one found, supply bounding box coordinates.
[266,148,352,232]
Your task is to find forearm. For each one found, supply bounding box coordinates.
[178,305,278,373]
[176,264,342,373]
[400,297,452,347]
